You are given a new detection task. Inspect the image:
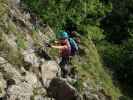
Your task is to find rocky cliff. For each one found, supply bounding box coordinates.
[0,0,122,100]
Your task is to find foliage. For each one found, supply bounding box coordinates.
[22,0,111,39]
[16,33,27,49]
[22,0,133,99]
[0,34,24,67]
[98,0,133,97]
[97,40,133,98]
[100,0,133,44]
[71,37,122,100]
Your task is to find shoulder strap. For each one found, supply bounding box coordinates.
[69,38,78,50]
[66,39,71,55]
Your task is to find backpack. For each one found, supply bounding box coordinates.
[68,31,80,44]
[68,38,78,56]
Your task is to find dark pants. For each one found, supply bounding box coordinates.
[59,57,70,78]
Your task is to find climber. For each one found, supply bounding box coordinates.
[51,32,71,64]
[46,30,80,57]
[61,31,80,56]
[69,31,80,44]
[46,31,71,77]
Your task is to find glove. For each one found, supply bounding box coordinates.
[45,43,51,48]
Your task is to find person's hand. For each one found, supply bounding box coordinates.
[45,43,51,48]
[54,40,58,43]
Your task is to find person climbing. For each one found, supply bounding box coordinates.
[67,31,81,44]
[67,31,80,56]
[46,31,71,77]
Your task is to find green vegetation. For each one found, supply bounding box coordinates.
[97,39,133,97]
[0,0,129,99]
[0,4,25,68]
[0,33,24,67]
[0,0,8,17]
[22,0,111,38]
[99,0,133,98]
[22,0,133,99]
[16,33,27,49]
[71,37,121,100]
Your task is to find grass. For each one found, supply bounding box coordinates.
[0,0,124,99]
[0,0,8,17]
[71,37,122,100]
[16,33,27,49]
[1,42,23,67]
[0,31,24,67]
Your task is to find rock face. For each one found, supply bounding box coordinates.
[7,82,33,100]
[0,57,22,84]
[0,0,114,100]
[47,78,80,100]
[22,49,40,67]
[10,0,21,6]
[24,72,38,86]
[0,73,6,97]
[41,61,60,87]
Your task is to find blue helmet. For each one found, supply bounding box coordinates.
[58,31,68,39]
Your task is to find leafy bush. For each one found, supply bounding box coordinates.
[22,0,111,40]
[97,39,133,97]
[22,0,133,99]
[100,0,133,44]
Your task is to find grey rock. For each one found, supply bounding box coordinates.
[4,34,17,50]
[83,92,99,100]
[22,49,40,67]
[41,61,60,87]
[0,73,6,98]
[7,82,33,100]
[24,72,38,86]
[0,57,22,83]
[34,95,55,100]
[34,95,44,100]
[9,0,21,6]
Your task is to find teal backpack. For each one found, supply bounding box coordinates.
[68,38,79,56]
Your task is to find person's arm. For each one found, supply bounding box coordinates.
[51,45,67,49]
[76,37,80,43]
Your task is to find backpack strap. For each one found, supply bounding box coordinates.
[69,38,79,56]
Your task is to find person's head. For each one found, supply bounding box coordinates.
[58,31,68,40]
[71,31,77,36]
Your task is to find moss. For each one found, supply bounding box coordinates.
[8,20,18,35]
[0,33,24,67]
[0,0,8,17]
[72,78,84,92]
[16,34,27,49]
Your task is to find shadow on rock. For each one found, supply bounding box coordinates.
[47,78,81,100]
